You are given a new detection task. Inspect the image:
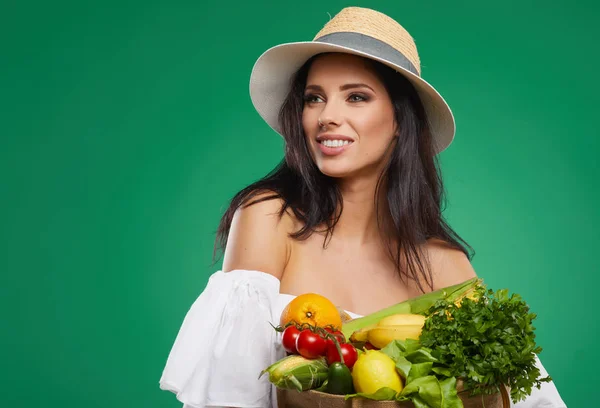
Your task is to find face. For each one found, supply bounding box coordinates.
[302,53,397,180]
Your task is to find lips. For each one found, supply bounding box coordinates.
[315,134,355,156]
[316,140,353,156]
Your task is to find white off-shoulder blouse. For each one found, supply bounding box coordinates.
[159,269,567,408]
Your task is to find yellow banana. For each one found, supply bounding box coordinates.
[367,324,424,349]
[349,323,377,342]
[350,313,426,349]
[350,315,424,342]
[376,313,426,327]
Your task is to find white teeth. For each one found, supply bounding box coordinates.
[321,140,350,147]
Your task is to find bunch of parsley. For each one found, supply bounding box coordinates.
[419,285,552,403]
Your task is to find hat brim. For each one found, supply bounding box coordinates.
[249,41,456,155]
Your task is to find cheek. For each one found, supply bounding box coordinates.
[302,108,315,135]
[358,111,396,147]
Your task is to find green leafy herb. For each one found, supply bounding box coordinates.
[419,286,552,403]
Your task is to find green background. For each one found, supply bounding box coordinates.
[2,0,596,406]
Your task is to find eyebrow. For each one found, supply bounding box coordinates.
[305,83,376,93]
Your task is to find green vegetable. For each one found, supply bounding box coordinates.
[345,387,398,401]
[326,362,355,395]
[384,340,462,408]
[419,286,552,403]
[345,339,462,408]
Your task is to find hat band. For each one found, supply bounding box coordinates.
[314,32,419,76]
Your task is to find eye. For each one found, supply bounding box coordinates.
[303,93,324,104]
[348,93,369,102]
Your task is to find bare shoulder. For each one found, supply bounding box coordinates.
[221,191,296,280]
[424,238,477,290]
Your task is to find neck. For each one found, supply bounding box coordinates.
[335,174,389,244]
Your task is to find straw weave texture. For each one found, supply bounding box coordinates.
[313,7,421,75]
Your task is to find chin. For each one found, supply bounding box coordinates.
[315,162,355,179]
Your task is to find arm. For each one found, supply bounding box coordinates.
[221,194,293,279]
[160,194,294,408]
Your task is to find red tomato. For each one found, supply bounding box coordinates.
[296,329,327,359]
[364,342,379,350]
[324,327,346,346]
[281,325,301,354]
[325,342,358,370]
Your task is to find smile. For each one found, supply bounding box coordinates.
[319,139,352,148]
[317,140,353,156]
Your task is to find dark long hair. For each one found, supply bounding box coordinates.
[215,53,474,292]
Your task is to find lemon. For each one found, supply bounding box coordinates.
[351,350,403,395]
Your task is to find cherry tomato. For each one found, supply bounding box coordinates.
[324,328,345,343]
[364,342,379,350]
[281,325,301,354]
[323,327,345,349]
[324,327,342,335]
[325,342,358,370]
[296,329,327,359]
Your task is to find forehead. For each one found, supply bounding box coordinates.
[306,53,382,86]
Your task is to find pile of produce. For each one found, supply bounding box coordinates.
[260,278,552,407]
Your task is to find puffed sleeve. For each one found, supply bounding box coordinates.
[512,356,567,407]
[159,269,285,408]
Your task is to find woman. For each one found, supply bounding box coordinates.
[159,7,566,408]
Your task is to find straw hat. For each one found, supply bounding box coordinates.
[249,7,456,155]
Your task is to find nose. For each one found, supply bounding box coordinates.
[318,99,343,129]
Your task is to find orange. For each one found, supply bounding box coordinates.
[280,293,342,329]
